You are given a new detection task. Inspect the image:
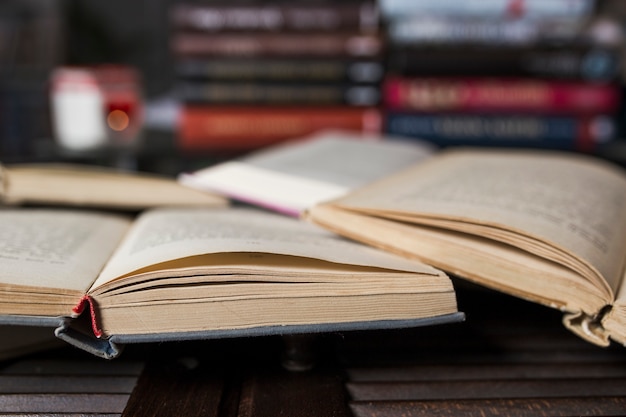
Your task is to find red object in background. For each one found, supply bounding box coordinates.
[383,76,621,115]
[94,65,144,146]
[178,106,381,151]
[50,65,143,151]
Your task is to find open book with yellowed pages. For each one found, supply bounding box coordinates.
[306,148,626,347]
[0,206,461,359]
[0,163,227,210]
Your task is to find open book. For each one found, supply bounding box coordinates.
[0,163,227,210]
[178,130,435,217]
[0,207,460,358]
[306,148,626,347]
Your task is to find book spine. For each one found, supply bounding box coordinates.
[175,59,385,83]
[170,32,384,58]
[384,112,615,152]
[176,82,381,107]
[170,2,380,33]
[387,16,584,46]
[383,77,621,114]
[387,46,620,82]
[178,106,382,151]
[379,0,595,20]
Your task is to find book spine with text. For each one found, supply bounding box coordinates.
[170,2,380,33]
[177,81,381,107]
[383,77,621,114]
[387,16,586,46]
[384,112,614,152]
[175,58,385,84]
[387,46,620,82]
[170,32,384,58]
[178,106,382,151]
[379,0,596,20]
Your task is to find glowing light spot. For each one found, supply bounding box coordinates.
[107,109,130,131]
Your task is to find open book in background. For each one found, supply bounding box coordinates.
[0,163,227,210]
[306,148,626,347]
[178,130,435,217]
[0,206,461,359]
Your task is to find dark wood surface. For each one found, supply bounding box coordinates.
[2,283,626,416]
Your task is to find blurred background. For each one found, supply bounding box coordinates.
[2,0,626,174]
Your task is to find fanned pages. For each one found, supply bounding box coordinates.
[0,163,227,210]
[0,207,460,358]
[306,148,626,347]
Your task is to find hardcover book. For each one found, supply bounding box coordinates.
[0,163,227,210]
[178,106,382,151]
[387,45,620,82]
[176,81,381,107]
[170,2,379,33]
[387,15,590,46]
[171,32,384,59]
[306,148,626,347]
[175,58,385,84]
[0,206,461,358]
[384,112,615,152]
[383,77,621,114]
[378,0,596,20]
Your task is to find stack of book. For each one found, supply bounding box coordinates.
[379,0,623,152]
[169,0,385,153]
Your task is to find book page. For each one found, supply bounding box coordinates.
[0,209,131,292]
[179,130,435,216]
[332,149,626,294]
[90,207,442,291]
[242,130,435,187]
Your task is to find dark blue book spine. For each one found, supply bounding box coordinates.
[384,112,615,151]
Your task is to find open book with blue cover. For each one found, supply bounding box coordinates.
[0,206,461,359]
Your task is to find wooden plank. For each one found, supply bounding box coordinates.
[350,397,626,417]
[237,369,352,417]
[347,363,626,381]
[0,375,138,393]
[347,378,626,401]
[0,393,130,414]
[121,361,225,417]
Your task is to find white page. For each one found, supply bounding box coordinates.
[179,130,435,216]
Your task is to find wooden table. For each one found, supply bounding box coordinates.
[2,283,626,416]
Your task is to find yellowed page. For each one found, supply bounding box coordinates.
[329,149,626,295]
[1,164,227,210]
[90,207,443,291]
[601,267,626,345]
[0,209,131,292]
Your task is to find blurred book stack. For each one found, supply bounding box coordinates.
[169,0,384,154]
[379,0,624,153]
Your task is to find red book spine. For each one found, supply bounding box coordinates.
[383,77,621,114]
[178,106,382,150]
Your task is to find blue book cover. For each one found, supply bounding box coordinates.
[385,112,615,151]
